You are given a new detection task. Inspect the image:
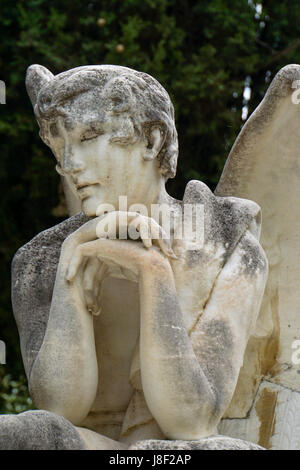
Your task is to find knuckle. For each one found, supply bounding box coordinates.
[75,244,83,254]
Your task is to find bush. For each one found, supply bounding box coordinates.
[0,368,33,414]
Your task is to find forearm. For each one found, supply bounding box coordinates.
[139,261,217,439]
[29,243,98,425]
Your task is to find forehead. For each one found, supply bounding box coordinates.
[39,77,143,141]
[48,115,107,138]
[61,90,107,123]
[48,75,135,117]
[47,111,136,142]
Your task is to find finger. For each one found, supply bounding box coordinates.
[66,245,84,281]
[92,262,109,315]
[83,258,100,291]
[129,216,152,248]
[67,239,110,282]
[92,263,109,315]
[83,258,102,313]
[140,223,152,248]
[128,214,177,257]
[91,306,102,316]
[96,211,140,241]
[65,212,121,255]
[156,237,178,259]
[148,220,177,259]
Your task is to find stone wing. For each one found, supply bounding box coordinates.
[215,64,300,448]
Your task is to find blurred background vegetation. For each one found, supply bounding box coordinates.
[1,0,300,412]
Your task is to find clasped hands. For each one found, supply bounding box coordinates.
[64,210,177,316]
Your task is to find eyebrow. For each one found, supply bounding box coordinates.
[82,120,106,135]
[50,117,106,139]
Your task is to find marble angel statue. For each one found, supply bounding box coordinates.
[2,63,300,450]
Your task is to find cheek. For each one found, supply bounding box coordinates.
[100,146,126,179]
[84,145,100,163]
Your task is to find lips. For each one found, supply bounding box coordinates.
[76,182,99,191]
[74,182,101,200]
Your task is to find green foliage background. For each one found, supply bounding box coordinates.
[0,0,300,412]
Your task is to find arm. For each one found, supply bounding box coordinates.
[65,214,267,438]
[139,229,268,439]
[22,211,173,426]
[27,219,103,425]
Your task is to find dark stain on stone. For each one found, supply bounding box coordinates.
[240,234,268,276]
[261,286,280,378]
[193,319,235,423]
[186,249,210,268]
[255,388,277,449]
[182,180,263,269]
[11,212,90,375]
[153,282,236,423]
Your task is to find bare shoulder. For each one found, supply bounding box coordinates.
[12,212,89,298]
[174,180,268,289]
[182,179,263,257]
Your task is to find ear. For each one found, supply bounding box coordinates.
[26,64,54,107]
[144,127,166,161]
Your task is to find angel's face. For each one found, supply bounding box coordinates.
[46,114,158,216]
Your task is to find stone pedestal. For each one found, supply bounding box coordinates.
[129,437,264,450]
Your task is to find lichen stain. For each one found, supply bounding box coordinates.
[255,388,278,449]
[223,284,280,419]
[261,286,280,377]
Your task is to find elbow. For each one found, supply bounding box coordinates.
[160,414,217,441]
[28,352,98,426]
[42,404,89,427]
[30,384,92,425]
[29,375,96,426]
[154,399,222,441]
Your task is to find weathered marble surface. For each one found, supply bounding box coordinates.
[219,380,300,450]
[216,64,300,448]
[0,410,86,450]
[129,437,264,450]
[5,62,300,449]
[12,212,90,376]
[0,410,127,450]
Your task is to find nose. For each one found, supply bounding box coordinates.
[61,143,85,175]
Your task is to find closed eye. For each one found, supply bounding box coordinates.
[81,129,104,143]
[81,135,98,143]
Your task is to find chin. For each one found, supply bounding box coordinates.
[81,198,98,217]
[81,192,121,217]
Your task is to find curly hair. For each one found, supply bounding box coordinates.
[29,65,178,179]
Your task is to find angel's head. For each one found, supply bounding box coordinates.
[26,64,178,216]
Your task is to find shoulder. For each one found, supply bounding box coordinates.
[183,180,262,257]
[12,212,89,278]
[183,179,261,220]
[12,212,89,306]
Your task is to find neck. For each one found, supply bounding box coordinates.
[127,178,179,213]
[128,179,182,238]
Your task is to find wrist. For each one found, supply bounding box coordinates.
[138,248,173,279]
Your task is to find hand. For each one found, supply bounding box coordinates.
[59,216,110,316]
[95,209,177,259]
[65,211,176,316]
[67,236,170,289]
[78,257,108,316]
